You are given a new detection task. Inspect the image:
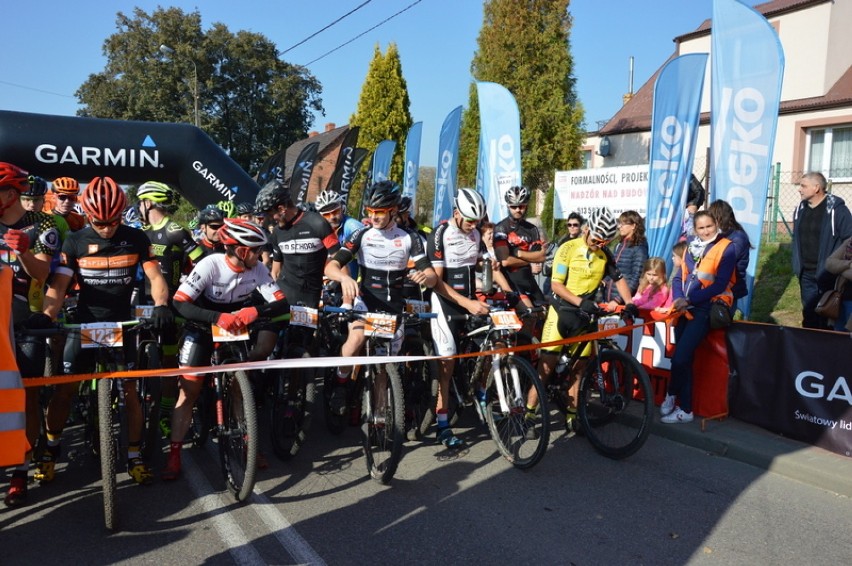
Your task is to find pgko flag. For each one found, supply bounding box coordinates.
[646,53,708,274]
[476,82,522,222]
[403,122,422,205]
[711,0,784,317]
[433,106,462,224]
[371,139,397,184]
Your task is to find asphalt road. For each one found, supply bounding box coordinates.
[3,407,851,565]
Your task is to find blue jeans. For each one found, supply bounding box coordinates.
[668,303,711,414]
[799,270,827,329]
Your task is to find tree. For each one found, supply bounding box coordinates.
[75,7,323,174]
[350,43,413,188]
[459,0,585,232]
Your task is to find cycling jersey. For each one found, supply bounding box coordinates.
[336,215,363,279]
[270,209,339,308]
[143,217,202,293]
[332,222,431,312]
[54,224,157,323]
[197,237,225,258]
[493,216,545,303]
[428,220,484,299]
[1,211,61,322]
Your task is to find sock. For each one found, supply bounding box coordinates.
[436,409,448,429]
[127,444,141,460]
[336,369,350,384]
[46,430,62,447]
[160,395,176,412]
[525,405,536,415]
[170,441,182,454]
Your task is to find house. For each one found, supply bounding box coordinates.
[582,0,852,213]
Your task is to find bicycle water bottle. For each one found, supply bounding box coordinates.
[482,258,493,294]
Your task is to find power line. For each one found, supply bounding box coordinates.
[281,0,373,55]
[0,80,75,99]
[302,0,423,67]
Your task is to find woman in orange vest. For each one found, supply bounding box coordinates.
[660,211,737,424]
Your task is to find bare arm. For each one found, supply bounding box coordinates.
[142,261,169,307]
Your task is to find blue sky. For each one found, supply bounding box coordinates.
[2,0,762,168]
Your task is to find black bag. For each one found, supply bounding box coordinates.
[709,300,732,330]
[814,277,846,320]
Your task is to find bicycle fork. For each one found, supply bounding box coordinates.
[491,355,523,414]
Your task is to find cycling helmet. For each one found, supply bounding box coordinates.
[217,200,235,218]
[364,180,401,209]
[23,175,49,197]
[51,177,80,196]
[197,204,226,225]
[80,176,127,221]
[586,206,618,242]
[123,206,141,227]
[236,202,256,216]
[398,196,412,215]
[455,188,486,221]
[0,162,30,192]
[254,179,290,212]
[315,189,343,213]
[504,185,530,206]
[217,218,268,248]
[136,181,175,206]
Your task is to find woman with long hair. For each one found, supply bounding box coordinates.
[707,199,752,303]
[603,209,648,306]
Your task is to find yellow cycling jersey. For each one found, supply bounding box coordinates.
[550,238,619,298]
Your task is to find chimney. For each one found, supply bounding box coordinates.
[308,131,319,137]
[324,122,336,132]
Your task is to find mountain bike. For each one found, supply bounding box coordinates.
[545,308,653,460]
[399,299,439,441]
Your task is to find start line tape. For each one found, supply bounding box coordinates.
[22,314,676,388]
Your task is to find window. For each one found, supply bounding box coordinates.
[582,149,592,169]
[807,125,852,181]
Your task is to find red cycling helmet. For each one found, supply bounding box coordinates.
[80,176,127,221]
[52,177,80,196]
[217,218,269,247]
[0,162,30,193]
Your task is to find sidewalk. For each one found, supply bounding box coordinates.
[651,415,852,497]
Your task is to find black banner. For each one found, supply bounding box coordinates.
[728,323,852,457]
[289,142,319,207]
[0,110,260,209]
[326,127,360,204]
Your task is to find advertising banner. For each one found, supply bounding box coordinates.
[476,82,522,222]
[370,139,397,184]
[402,121,422,204]
[433,106,462,224]
[554,165,649,219]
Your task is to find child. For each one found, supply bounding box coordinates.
[632,257,669,309]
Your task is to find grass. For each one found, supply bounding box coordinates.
[748,235,801,327]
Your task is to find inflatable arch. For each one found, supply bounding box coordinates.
[0,110,259,209]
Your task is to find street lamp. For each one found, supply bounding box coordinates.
[159,44,199,128]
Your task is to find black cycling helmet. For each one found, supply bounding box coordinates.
[236,202,256,216]
[364,180,401,209]
[504,185,530,206]
[23,175,49,198]
[398,196,412,215]
[254,179,290,213]
[197,204,226,225]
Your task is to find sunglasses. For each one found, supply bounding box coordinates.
[91,218,121,228]
[590,237,610,248]
[365,207,392,216]
[461,217,480,224]
[56,195,77,202]
[567,222,580,227]
[508,205,527,210]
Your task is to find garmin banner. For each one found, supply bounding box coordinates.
[476,82,522,222]
[370,139,397,184]
[433,106,462,224]
[711,0,784,317]
[402,121,422,205]
[288,142,319,207]
[0,110,260,209]
[728,324,852,458]
[646,53,708,275]
[325,126,361,205]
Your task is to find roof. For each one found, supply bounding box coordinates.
[596,0,848,136]
[283,124,350,177]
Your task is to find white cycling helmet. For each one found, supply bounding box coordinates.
[455,188,486,221]
[504,185,530,206]
[587,206,618,242]
[217,218,268,248]
[315,189,343,213]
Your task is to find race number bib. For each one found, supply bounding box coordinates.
[290,305,319,329]
[404,299,430,314]
[134,305,154,320]
[211,324,250,342]
[80,322,123,349]
[598,315,621,332]
[363,313,397,339]
[490,311,522,331]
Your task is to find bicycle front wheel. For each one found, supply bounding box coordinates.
[97,378,117,531]
[485,355,550,470]
[218,370,258,502]
[361,363,405,484]
[578,348,653,460]
[399,336,438,440]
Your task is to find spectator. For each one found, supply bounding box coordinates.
[824,236,852,331]
[791,172,852,329]
[632,257,669,310]
[707,199,752,303]
[680,174,706,241]
[603,210,648,307]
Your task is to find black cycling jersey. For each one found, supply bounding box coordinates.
[54,224,158,323]
[143,217,202,293]
[197,237,225,258]
[332,222,431,312]
[428,219,485,300]
[493,216,545,303]
[270,209,339,308]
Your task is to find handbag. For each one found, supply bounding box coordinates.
[709,300,732,329]
[814,277,846,320]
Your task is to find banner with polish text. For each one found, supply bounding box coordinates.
[476,82,522,222]
[402,122,422,206]
[433,106,462,224]
[711,0,784,317]
[554,164,649,220]
[646,53,708,275]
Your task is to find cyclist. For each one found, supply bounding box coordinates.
[40,176,172,486]
[315,188,362,279]
[163,218,289,480]
[323,180,438,415]
[0,162,60,506]
[428,188,516,447]
[136,181,203,435]
[493,185,547,308]
[196,204,226,258]
[20,175,48,214]
[236,202,256,220]
[530,206,638,433]
[50,177,87,235]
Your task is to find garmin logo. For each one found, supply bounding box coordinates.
[648,115,691,230]
[795,371,852,405]
[35,144,160,168]
[193,160,236,201]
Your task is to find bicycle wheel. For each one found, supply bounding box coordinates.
[270,349,316,460]
[323,366,349,435]
[577,348,653,460]
[361,363,405,484]
[218,370,258,502]
[485,355,549,470]
[399,336,438,440]
[190,380,216,447]
[97,378,118,531]
[139,342,162,460]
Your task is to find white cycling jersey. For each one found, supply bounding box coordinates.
[174,253,284,312]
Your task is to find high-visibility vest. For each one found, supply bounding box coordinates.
[0,265,27,466]
[681,238,736,307]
